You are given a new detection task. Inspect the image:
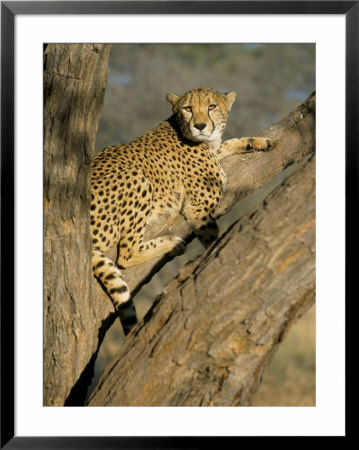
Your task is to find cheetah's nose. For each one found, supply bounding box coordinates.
[194,123,207,131]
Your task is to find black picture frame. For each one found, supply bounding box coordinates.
[1,1,355,447]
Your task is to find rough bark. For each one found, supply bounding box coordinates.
[88,155,315,406]
[43,44,111,406]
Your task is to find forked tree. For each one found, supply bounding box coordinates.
[44,44,315,407]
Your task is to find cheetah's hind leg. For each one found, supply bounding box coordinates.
[92,249,138,335]
[117,235,186,269]
[217,137,276,159]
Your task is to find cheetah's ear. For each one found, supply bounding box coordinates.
[166,92,180,108]
[223,91,237,111]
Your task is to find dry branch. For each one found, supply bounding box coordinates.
[88,154,315,406]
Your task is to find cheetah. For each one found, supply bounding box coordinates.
[91,87,275,334]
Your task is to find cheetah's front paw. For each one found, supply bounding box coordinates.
[241,137,276,152]
[218,137,276,159]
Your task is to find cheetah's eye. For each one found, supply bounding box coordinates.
[208,104,217,111]
[184,106,192,113]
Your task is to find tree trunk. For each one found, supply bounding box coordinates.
[88,154,315,406]
[43,44,111,406]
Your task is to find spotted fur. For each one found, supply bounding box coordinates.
[91,87,275,334]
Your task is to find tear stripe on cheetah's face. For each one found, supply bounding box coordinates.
[166,86,236,146]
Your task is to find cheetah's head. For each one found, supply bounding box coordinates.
[166,86,236,143]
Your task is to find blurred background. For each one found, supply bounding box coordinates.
[90,43,316,406]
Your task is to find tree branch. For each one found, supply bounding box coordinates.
[88,154,315,406]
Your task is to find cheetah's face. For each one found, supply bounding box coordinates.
[166,87,236,143]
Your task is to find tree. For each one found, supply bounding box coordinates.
[43,43,315,406]
[43,44,112,406]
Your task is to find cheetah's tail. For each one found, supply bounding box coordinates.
[92,249,138,335]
